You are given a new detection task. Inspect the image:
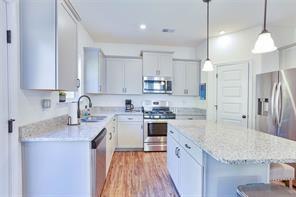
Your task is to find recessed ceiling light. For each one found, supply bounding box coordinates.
[140,24,146,30]
[219,31,225,35]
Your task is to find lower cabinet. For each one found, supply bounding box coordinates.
[179,148,203,196]
[106,117,117,175]
[117,115,143,149]
[167,134,181,190]
[167,126,203,197]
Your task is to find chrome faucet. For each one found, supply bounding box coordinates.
[77,95,92,118]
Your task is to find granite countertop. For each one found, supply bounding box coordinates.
[168,120,296,165]
[20,110,144,142]
[20,114,116,142]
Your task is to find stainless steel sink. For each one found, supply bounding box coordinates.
[80,116,107,123]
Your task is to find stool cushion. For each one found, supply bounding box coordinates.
[270,163,295,181]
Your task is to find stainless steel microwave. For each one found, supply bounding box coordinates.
[143,76,172,94]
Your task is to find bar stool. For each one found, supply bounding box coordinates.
[237,183,296,197]
[270,163,295,188]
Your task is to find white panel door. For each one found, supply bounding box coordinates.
[57,1,78,91]
[180,148,203,197]
[106,59,125,94]
[124,59,142,94]
[173,61,186,95]
[143,53,158,76]
[186,62,199,96]
[217,63,249,127]
[158,53,173,77]
[0,1,9,195]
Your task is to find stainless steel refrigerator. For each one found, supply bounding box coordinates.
[256,68,296,141]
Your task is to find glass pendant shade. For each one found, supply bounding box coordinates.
[202,59,214,72]
[252,31,277,54]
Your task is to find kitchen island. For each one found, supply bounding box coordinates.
[167,120,296,197]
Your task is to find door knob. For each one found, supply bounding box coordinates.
[242,115,247,119]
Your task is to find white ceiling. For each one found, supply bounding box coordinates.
[71,0,296,46]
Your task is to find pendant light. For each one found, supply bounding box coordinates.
[252,0,277,54]
[202,0,213,72]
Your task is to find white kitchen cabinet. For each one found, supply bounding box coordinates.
[124,59,143,94]
[20,0,78,91]
[142,51,173,77]
[106,57,142,95]
[106,116,118,175]
[167,132,181,191]
[84,48,106,94]
[106,58,125,94]
[167,126,203,197]
[117,115,143,149]
[179,148,203,197]
[173,60,200,96]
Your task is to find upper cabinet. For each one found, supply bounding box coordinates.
[142,51,173,77]
[106,57,142,95]
[20,0,78,91]
[173,60,201,96]
[84,48,106,94]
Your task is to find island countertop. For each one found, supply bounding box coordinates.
[168,120,296,164]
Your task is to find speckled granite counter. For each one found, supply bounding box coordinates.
[168,120,296,165]
[19,114,115,142]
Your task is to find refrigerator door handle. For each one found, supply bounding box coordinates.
[275,82,282,127]
[271,82,277,121]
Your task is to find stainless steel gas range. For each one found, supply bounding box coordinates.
[142,100,176,152]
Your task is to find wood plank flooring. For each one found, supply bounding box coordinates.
[101,151,179,197]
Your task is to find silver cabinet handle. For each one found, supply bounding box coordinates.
[175,147,178,156]
[76,79,81,88]
[128,117,133,120]
[185,144,191,149]
[169,130,174,134]
[177,148,181,158]
[109,132,112,140]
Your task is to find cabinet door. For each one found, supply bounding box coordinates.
[84,48,99,93]
[124,59,142,94]
[158,53,173,77]
[98,51,106,93]
[167,134,181,191]
[186,62,200,96]
[117,122,143,148]
[143,53,158,76]
[106,59,125,94]
[106,121,115,175]
[180,148,203,197]
[57,2,78,91]
[173,61,186,95]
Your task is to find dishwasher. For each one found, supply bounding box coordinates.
[91,128,107,197]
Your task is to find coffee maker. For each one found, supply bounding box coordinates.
[125,99,134,112]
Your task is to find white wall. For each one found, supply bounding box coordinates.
[90,42,206,108]
[196,25,296,128]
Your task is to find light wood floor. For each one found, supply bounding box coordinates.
[101,151,179,197]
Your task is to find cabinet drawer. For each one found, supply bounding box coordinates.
[117,115,143,122]
[179,134,203,165]
[168,125,180,141]
[176,115,206,120]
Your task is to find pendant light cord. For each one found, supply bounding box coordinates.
[207,0,210,60]
[263,0,267,32]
